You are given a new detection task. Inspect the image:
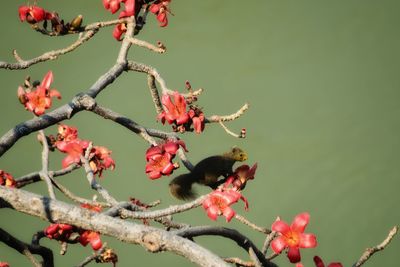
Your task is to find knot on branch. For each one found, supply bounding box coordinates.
[142,232,164,253]
[73,94,97,111]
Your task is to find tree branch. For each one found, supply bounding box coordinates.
[175,226,277,267]
[0,228,54,267]
[0,186,230,267]
[353,226,398,267]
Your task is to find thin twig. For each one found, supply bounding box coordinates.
[224,257,255,267]
[153,216,190,230]
[207,103,249,123]
[49,176,110,208]
[0,30,97,70]
[175,226,277,267]
[39,130,56,200]
[262,231,277,255]
[75,244,108,267]
[116,17,135,64]
[147,74,164,114]
[353,226,398,267]
[119,195,206,219]
[234,214,271,234]
[16,164,80,188]
[81,143,119,206]
[128,37,166,53]
[266,252,279,261]
[127,61,203,97]
[218,120,245,138]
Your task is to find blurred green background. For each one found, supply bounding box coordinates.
[1,0,399,266]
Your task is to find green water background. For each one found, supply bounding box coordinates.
[0,1,399,266]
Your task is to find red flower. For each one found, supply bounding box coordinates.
[158,92,190,125]
[0,170,16,188]
[113,23,127,41]
[313,256,343,267]
[103,0,123,14]
[224,163,258,191]
[18,71,61,116]
[149,0,171,27]
[88,146,115,177]
[145,140,186,179]
[57,139,90,168]
[118,0,136,17]
[57,124,78,143]
[202,189,248,222]
[0,262,10,267]
[271,212,317,263]
[79,230,102,250]
[188,108,205,134]
[145,152,175,179]
[18,5,46,24]
[44,223,74,240]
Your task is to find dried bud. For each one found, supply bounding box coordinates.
[185,80,192,91]
[24,76,31,88]
[70,14,83,30]
[240,128,246,138]
[96,248,118,265]
[157,41,166,51]
[17,86,27,104]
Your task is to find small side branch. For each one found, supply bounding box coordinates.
[49,176,110,208]
[128,37,166,53]
[81,143,119,206]
[235,214,271,234]
[0,228,54,267]
[224,257,255,267]
[207,103,249,123]
[119,196,205,219]
[175,226,277,267]
[0,30,97,70]
[16,164,80,188]
[353,226,398,267]
[75,244,108,267]
[127,61,203,97]
[262,231,277,255]
[38,131,56,200]
[147,75,164,114]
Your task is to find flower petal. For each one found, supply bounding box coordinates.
[222,206,236,222]
[161,162,175,175]
[270,236,287,254]
[313,256,325,267]
[176,113,190,125]
[124,0,135,15]
[146,145,162,160]
[287,247,301,263]
[271,220,290,235]
[291,212,310,233]
[164,141,179,155]
[206,205,219,221]
[41,71,53,90]
[18,6,30,21]
[147,171,162,180]
[299,233,317,248]
[49,89,61,99]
